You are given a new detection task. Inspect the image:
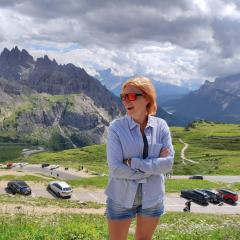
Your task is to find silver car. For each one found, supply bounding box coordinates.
[47,181,73,198]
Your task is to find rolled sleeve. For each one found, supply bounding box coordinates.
[131,155,174,175]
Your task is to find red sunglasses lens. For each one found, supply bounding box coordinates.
[120,93,137,101]
[128,93,137,101]
[120,93,143,101]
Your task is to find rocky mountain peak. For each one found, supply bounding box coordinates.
[0,46,123,117]
[11,46,21,54]
[197,80,214,94]
[0,48,10,58]
[0,46,124,147]
[165,72,240,124]
[0,47,34,81]
[0,46,34,68]
[35,55,58,70]
[214,73,240,96]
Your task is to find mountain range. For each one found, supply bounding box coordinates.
[0,47,123,149]
[97,68,189,126]
[97,67,240,124]
[163,76,240,123]
[1,46,239,150]
[97,68,190,103]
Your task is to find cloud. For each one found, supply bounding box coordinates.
[0,0,240,86]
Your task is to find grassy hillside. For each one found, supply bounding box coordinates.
[18,144,107,173]
[1,121,240,175]
[171,121,240,175]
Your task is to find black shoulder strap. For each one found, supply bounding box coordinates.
[142,132,148,159]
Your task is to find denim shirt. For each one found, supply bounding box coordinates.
[105,114,175,209]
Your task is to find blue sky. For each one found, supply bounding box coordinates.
[1,0,240,89]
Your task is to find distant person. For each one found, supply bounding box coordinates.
[105,77,175,240]
[184,200,191,212]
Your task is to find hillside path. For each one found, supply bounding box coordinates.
[179,138,199,164]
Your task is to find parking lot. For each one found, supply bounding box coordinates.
[0,181,239,214]
[1,164,240,214]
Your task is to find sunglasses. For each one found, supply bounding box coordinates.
[120,92,143,101]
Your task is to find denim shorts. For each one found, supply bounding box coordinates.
[106,184,165,220]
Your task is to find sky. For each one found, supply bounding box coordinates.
[1,0,240,89]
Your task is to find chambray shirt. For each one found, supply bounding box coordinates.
[105,114,175,209]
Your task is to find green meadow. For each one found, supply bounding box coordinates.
[1,121,240,176]
[19,121,240,175]
[17,144,107,173]
[0,212,239,240]
[171,121,240,175]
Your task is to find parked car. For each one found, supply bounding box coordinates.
[41,163,50,168]
[198,189,221,204]
[189,175,203,180]
[15,162,28,167]
[181,189,209,204]
[7,180,31,195]
[47,181,73,198]
[217,189,238,204]
[6,162,13,169]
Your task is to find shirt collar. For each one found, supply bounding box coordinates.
[126,114,156,130]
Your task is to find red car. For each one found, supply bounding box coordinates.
[217,189,238,204]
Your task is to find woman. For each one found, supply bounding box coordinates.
[105,77,174,240]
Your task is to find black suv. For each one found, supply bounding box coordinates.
[7,180,31,195]
[198,189,221,204]
[181,189,209,204]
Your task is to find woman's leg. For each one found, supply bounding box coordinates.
[135,215,159,240]
[108,219,132,240]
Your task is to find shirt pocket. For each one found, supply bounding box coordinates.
[149,143,162,158]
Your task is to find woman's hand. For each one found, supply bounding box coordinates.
[160,147,170,157]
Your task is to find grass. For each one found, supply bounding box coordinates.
[18,144,108,173]
[0,194,104,209]
[0,174,54,183]
[165,179,231,193]
[0,213,108,240]
[1,121,240,175]
[67,176,108,188]
[171,121,240,175]
[0,212,240,239]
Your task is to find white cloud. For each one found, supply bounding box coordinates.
[0,0,240,87]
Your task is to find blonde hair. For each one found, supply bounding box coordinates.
[122,76,157,115]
